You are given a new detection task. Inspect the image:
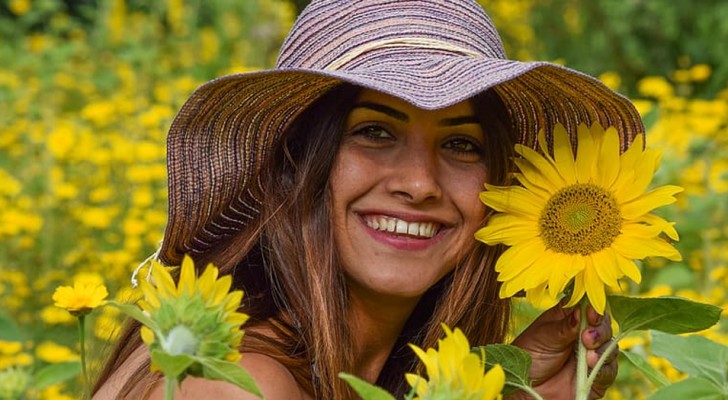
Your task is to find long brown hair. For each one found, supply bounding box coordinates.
[93,84,515,399]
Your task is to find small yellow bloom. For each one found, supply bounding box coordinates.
[52,281,108,316]
[406,325,504,400]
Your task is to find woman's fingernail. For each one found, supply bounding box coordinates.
[570,311,579,327]
[589,328,601,342]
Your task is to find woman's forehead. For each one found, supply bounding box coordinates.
[354,88,475,116]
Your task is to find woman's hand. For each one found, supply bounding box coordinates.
[510,303,618,399]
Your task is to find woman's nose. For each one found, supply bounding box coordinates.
[386,146,442,204]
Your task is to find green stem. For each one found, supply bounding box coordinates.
[78,315,89,391]
[585,334,621,391]
[575,301,590,400]
[164,376,176,400]
[515,384,545,400]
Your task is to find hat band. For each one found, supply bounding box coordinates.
[323,37,482,71]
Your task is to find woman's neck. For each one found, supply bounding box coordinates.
[347,286,421,383]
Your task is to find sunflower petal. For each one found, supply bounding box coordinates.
[583,259,607,314]
[621,185,683,219]
[474,214,538,246]
[575,124,597,183]
[597,127,621,187]
[552,124,577,183]
[480,185,543,216]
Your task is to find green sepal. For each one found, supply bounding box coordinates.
[338,372,397,400]
[151,349,195,381]
[197,356,262,398]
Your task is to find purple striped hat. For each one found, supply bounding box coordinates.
[159,0,643,263]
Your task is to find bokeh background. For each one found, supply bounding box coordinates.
[1,0,727,398]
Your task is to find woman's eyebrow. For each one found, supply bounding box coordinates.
[439,116,479,126]
[353,102,409,122]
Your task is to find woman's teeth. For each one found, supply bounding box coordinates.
[365,216,439,238]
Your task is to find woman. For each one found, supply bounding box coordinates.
[95,0,639,398]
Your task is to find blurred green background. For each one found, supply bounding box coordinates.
[0,0,727,399]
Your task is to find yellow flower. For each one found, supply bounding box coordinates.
[52,281,108,316]
[35,341,79,363]
[406,325,504,400]
[476,123,682,313]
[138,255,248,365]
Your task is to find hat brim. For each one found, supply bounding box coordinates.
[160,57,643,263]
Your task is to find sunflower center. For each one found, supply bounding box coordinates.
[539,183,621,255]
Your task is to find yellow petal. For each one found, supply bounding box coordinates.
[197,264,219,298]
[513,159,559,194]
[612,234,682,261]
[475,214,538,246]
[584,258,607,314]
[482,364,506,400]
[494,239,544,280]
[515,144,566,188]
[150,261,177,299]
[637,213,680,241]
[596,127,621,187]
[591,249,621,287]
[547,253,584,298]
[565,272,586,308]
[615,253,642,284]
[621,185,683,219]
[526,283,560,310]
[575,124,597,183]
[480,185,544,217]
[552,124,577,183]
[178,255,197,296]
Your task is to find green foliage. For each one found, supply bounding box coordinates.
[609,295,722,334]
[480,344,532,396]
[529,0,728,98]
[338,373,397,400]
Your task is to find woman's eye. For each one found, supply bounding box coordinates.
[444,137,481,154]
[352,125,393,142]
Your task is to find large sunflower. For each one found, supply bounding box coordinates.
[475,123,682,313]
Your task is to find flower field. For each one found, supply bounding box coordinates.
[1,0,727,399]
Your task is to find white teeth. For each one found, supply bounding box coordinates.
[365,216,439,238]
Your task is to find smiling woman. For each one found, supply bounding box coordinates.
[92,0,643,399]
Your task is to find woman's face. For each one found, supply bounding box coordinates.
[330,89,488,301]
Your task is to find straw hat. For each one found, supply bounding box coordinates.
[158,0,643,264]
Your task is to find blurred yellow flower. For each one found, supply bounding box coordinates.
[40,305,75,325]
[476,124,682,313]
[8,0,30,16]
[637,76,674,99]
[598,71,621,91]
[406,325,504,400]
[35,341,79,363]
[52,281,108,316]
[690,64,712,81]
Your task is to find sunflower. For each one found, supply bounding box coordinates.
[475,123,682,313]
[138,255,248,365]
[406,325,505,400]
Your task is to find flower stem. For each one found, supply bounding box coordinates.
[78,315,89,391]
[575,300,589,400]
[164,376,176,400]
[517,384,545,400]
[585,335,620,390]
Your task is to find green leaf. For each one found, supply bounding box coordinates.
[651,331,728,388]
[609,295,721,334]
[620,350,669,388]
[197,357,262,398]
[32,361,81,389]
[647,377,725,400]
[0,311,24,341]
[339,373,397,400]
[107,301,160,332]
[479,344,532,395]
[151,349,195,380]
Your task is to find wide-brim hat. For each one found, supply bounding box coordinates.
[158,0,644,264]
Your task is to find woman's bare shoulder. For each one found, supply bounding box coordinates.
[140,352,310,400]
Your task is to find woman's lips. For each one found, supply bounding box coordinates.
[362,214,440,238]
